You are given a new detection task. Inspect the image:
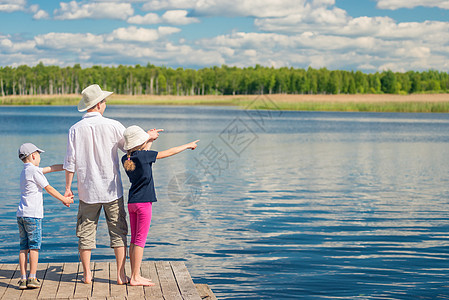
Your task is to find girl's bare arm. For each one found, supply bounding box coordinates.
[157,140,199,159]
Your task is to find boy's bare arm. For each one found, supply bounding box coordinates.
[44,185,74,207]
[42,164,64,174]
[157,140,199,159]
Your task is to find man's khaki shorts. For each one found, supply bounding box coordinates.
[76,197,128,249]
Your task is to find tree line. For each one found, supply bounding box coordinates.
[1,62,448,96]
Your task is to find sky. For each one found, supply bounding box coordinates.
[0,0,449,72]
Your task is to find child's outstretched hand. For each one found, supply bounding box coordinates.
[187,140,200,150]
[63,195,74,207]
[147,128,164,141]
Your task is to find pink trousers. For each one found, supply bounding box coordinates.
[128,202,152,248]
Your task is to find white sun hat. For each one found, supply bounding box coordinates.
[78,84,113,112]
[123,125,150,151]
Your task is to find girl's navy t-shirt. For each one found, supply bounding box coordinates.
[121,150,158,203]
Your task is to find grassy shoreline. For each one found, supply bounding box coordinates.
[1,93,449,113]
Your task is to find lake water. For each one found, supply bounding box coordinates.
[1,104,449,299]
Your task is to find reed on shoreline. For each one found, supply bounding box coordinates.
[1,94,449,113]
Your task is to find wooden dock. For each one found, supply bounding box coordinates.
[0,261,216,299]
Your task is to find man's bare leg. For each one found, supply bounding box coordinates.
[114,246,128,285]
[79,249,92,283]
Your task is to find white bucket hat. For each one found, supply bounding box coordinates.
[124,126,150,151]
[18,143,44,160]
[78,84,113,112]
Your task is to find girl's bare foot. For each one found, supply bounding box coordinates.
[140,276,153,284]
[82,272,92,284]
[129,277,155,286]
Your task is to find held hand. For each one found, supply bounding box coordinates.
[64,189,73,198]
[63,195,74,207]
[147,128,164,141]
[187,140,200,150]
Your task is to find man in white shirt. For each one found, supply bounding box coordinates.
[64,84,128,285]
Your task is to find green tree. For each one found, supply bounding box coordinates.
[381,71,398,94]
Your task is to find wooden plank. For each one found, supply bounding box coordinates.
[55,262,78,299]
[170,261,202,300]
[0,264,18,300]
[109,261,126,298]
[195,284,218,300]
[2,263,22,300]
[73,262,93,299]
[0,262,213,300]
[36,263,63,299]
[92,262,110,298]
[155,261,182,300]
[142,261,163,300]
[124,260,145,298]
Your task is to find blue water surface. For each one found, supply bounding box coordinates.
[1,105,449,299]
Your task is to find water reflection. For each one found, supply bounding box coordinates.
[1,106,449,299]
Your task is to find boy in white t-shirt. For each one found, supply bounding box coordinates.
[17,143,74,290]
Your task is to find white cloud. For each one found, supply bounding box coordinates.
[33,9,49,20]
[161,42,226,65]
[109,27,160,42]
[0,2,49,20]
[0,37,14,50]
[193,0,310,18]
[158,26,181,35]
[255,5,449,46]
[107,26,180,42]
[34,32,102,50]
[0,0,26,12]
[128,12,161,24]
[196,26,449,71]
[0,35,36,54]
[376,0,449,10]
[161,10,199,25]
[2,0,449,72]
[128,10,199,25]
[142,0,196,11]
[54,1,134,20]
[142,0,331,18]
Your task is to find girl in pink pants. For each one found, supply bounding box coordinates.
[121,125,199,286]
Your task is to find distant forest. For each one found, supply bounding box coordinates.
[1,63,448,96]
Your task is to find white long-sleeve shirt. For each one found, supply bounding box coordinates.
[64,112,126,204]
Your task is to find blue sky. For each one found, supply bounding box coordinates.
[1,0,449,72]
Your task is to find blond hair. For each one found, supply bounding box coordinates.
[123,144,145,172]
